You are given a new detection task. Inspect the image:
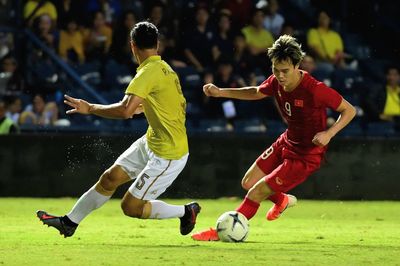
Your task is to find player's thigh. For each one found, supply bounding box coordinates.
[242,145,282,190]
[241,162,267,190]
[128,153,189,201]
[114,135,148,180]
[264,158,319,193]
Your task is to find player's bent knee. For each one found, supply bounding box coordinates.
[99,166,128,190]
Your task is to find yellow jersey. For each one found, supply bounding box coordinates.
[241,26,274,49]
[125,55,188,159]
[307,28,343,60]
[383,85,400,115]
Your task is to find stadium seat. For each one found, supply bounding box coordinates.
[365,121,396,137]
[74,61,101,86]
[338,121,364,137]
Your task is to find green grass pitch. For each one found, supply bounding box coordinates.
[0,198,399,265]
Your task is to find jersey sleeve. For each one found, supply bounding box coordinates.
[125,66,153,98]
[258,75,275,96]
[313,82,343,110]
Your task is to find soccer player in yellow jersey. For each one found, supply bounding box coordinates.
[37,22,200,237]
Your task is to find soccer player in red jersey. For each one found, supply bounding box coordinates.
[192,35,356,241]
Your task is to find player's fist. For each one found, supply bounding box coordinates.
[203,83,220,97]
[312,131,332,147]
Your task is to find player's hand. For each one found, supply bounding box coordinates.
[64,94,91,115]
[312,131,332,147]
[203,83,221,97]
[134,104,144,115]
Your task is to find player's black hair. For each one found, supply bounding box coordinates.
[267,34,305,66]
[130,21,159,49]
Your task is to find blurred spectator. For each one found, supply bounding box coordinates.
[362,66,400,124]
[109,10,137,67]
[280,22,295,36]
[59,17,85,64]
[4,95,22,124]
[213,13,234,61]
[24,0,57,27]
[120,0,144,19]
[147,1,178,63]
[87,0,121,25]
[222,0,253,29]
[231,33,254,81]
[306,11,345,74]
[183,7,217,73]
[55,0,87,29]
[380,66,399,122]
[158,35,187,68]
[241,9,274,55]
[0,0,14,26]
[19,93,59,125]
[0,32,13,59]
[241,9,274,72]
[83,11,113,61]
[147,1,172,38]
[0,98,18,134]
[204,57,245,130]
[380,67,400,121]
[0,54,25,96]
[263,0,285,38]
[300,55,316,74]
[32,14,59,50]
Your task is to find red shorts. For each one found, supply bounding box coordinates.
[256,134,323,193]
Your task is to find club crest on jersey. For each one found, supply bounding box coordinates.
[277,90,282,98]
[294,99,304,107]
[275,176,283,185]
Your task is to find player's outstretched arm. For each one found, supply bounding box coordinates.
[203,83,267,100]
[312,99,356,146]
[64,94,143,119]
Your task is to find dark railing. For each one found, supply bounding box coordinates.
[24,29,108,104]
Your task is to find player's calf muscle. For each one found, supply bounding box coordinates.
[121,202,144,218]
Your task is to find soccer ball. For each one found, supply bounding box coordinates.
[216,211,249,242]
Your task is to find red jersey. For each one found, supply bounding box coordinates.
[259,71,343,155]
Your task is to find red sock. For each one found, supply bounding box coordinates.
[268,192,285,205]
[235,196,260,220]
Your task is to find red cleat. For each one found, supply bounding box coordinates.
[266,194,297,221]
[191,228,219,241]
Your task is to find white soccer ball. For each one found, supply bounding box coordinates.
[216,211,249,242]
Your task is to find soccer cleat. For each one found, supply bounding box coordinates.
[180,202,201,235]
[191,228,219,241]
[266,194,297,221]
[36,210,77,238]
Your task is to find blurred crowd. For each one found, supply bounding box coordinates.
[0,0,399,134]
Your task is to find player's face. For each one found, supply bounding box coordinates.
[272,59,298,88]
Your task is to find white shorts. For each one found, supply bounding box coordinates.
[115,135,189,201]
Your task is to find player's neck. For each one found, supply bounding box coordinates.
[283,70,303,92]
[136,50,159,65]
